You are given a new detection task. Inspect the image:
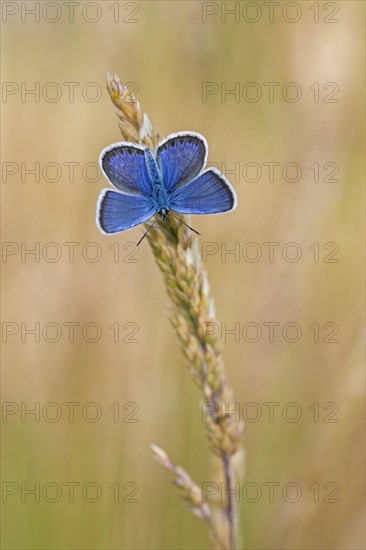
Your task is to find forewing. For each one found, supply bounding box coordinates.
[156,132,207,192]
[99,142,152,195]
[96,189,156,234]
[169,168,237,214]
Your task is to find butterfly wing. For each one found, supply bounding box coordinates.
[96,189,156,234]
[156,132,207,192]
[99,142,152,195]
[169,168,237,214]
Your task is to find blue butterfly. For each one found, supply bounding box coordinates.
[96,132,237,239]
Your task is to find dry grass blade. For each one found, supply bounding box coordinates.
[106,73,244,549]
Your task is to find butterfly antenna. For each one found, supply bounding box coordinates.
[136,219,157,247]
[169,213,201,236]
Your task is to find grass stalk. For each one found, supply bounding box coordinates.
[105,73,245,549]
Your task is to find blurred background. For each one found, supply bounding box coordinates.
[1,1,365,549]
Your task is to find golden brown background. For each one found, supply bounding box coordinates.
[1,1,365,548]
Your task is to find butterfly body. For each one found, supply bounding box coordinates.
[96,131,237,235]
[139,148,171,221]
[144,147,163,187]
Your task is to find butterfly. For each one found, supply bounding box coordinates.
[96,131,237,242]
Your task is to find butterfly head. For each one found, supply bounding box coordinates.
[158,207,168,222]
